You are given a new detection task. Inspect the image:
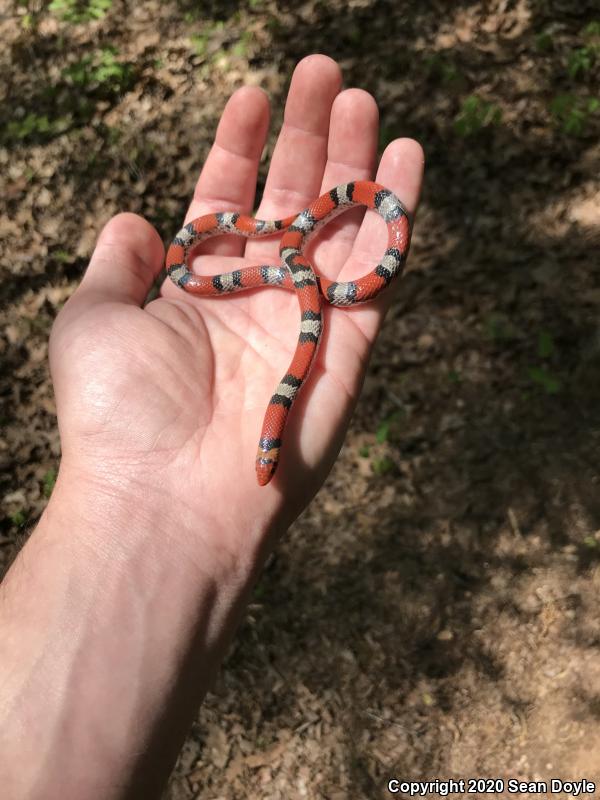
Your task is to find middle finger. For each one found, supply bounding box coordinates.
[244,54,342,262]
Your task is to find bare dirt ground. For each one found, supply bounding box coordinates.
[1,1,600,797]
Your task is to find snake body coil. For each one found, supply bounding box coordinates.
[166,181,412,486]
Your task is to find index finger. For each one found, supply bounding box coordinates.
[184,86,270,258]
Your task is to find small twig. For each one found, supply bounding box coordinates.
[386,388,405,409]
[507,506,522,537]
[364,709,409,732]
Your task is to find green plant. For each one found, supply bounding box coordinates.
[191,32,209,56]
[190,21,224,57]
[358,445,370,458]
[16,0,51,30]
[454,95,501,137]
[10,509,27,527]
[49,0,112,22]
[372,456,395,476]
[266,15,281,35]
[537,331,555,359]
[534,30,554,52]
[3,112,70,142]
[567,47,596,79]
[62,47,132,91]
[584,21,600,38]
[344,23,361,45]
[376,419,391,444]
[527,366,561,395]
[525,331,562,395]
[564,22,600,79]
[52,249,72,263]
[104,125,122,146]
[423,53,461,85]
[550,93,598,135]
[483,313,516,343]
[375,410,405,444]
[232,30,253,57]
[42,468,57,498]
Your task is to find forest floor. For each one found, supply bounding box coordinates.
[1,1,600,798]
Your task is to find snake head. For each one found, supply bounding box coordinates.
[255,454,279,486]
[255,436,281,486]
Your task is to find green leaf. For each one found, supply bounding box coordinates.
[372,456,395,475]
[537,331,554,358]
[375,411,404,443]
[564,108,585,135]
[376,420,390,444]
[2,111,70,143]
[232,30,253,57]
[550,93,591,136]
[62,48,132,92]
[527,366,561,395]
[43,468,57,498]
[191,33,208,55]
[53,249,72,263]
[49,0,113,23]
[583,21,600,38]
[10,510,27,526]
[484,313,515,342]
[535,31,553,52]
[454,95,501,137]
[568,47,594,79]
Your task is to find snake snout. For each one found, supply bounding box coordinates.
[256,457,277,486]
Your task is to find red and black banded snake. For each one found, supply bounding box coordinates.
[166,180,412,486]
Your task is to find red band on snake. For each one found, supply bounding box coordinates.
[165,181,412,486]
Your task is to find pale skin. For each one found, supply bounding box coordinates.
[0,55,424,798]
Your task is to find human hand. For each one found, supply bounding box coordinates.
[0,56,423,798]
[50,55,424,558]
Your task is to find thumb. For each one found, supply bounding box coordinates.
[76,213,165,306]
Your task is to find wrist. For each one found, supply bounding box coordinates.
[43,459,267,597]
[1,461,269,799]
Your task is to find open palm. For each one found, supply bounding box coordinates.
[50,55,423,544]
